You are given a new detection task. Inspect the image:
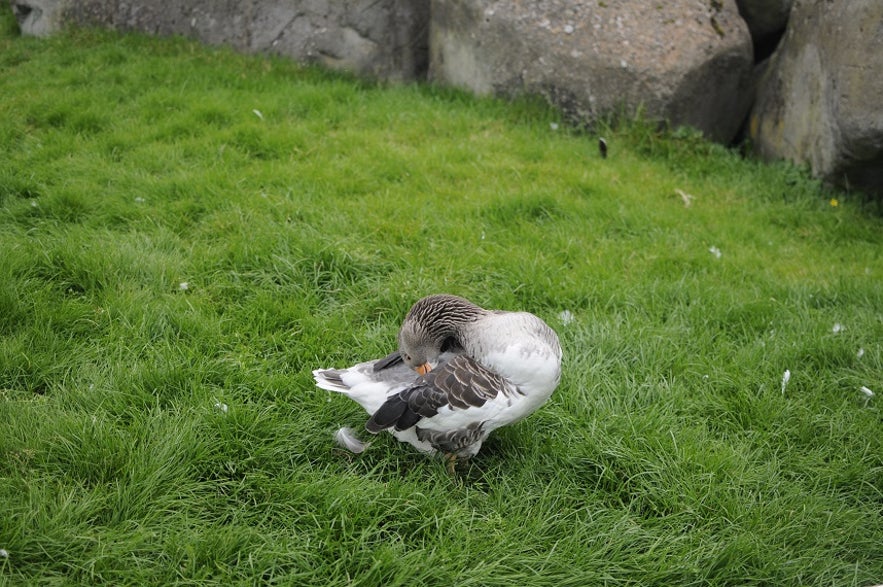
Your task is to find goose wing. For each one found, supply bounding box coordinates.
[365,354,515,434]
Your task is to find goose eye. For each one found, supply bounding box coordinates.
[403,353,411,363]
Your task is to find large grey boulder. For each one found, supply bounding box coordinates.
[749,0,883,196]
[8,0,430,82]
[9,0,66,36]
[429,0,755,143]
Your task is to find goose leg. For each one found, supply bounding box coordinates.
[444,453,458,475]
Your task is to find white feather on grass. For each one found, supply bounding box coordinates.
[335,427,369,454]
[781,369,791,394]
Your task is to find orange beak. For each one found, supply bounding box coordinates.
[416,363,432,376]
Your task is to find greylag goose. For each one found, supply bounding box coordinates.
[313,294,562,470]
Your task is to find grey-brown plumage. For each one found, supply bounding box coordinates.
[314,294,562,464]
[366,354,512,433]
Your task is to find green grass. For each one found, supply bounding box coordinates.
[1,8,882,586]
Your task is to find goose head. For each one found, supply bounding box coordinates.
[397,294,487,375]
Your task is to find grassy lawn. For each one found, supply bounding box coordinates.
[1,6,881,586]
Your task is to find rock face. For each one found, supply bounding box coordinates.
[430,0,755,143]
[9,0,430,82]
[8,0,883,193]
[749,0,883,196]
[9,0,66,36]
[735,0,792,47]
